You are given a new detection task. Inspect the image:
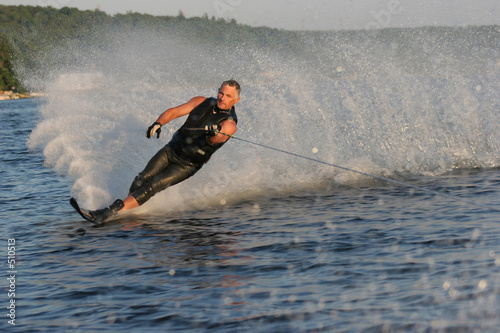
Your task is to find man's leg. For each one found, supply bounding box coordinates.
[87,145,171,222]
[87,162,197,222]
[88,147,199,222]
[121,160,198,211]
[129,145,170,194]
[130,162,199,206]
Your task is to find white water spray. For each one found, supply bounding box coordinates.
[26,26,500,212]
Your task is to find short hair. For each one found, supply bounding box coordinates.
[221,79,241,97]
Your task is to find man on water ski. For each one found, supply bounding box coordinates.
[71,80,240,223]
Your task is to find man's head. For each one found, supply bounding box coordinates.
[217,79,240,110]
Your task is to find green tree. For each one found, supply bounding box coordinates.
[0,34,20,91]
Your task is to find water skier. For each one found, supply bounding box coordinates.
[71,80,240,223]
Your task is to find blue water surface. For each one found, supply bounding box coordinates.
[2,99,500,332]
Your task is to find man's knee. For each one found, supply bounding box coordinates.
[129,174,145,194]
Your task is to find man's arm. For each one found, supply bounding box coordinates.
[208,119,237,145]
[156,96,206,125]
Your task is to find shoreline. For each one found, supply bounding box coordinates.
[0,91,46,101]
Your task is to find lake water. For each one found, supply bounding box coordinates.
[2,97,500,332]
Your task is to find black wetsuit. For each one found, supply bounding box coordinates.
[129,97,237,205]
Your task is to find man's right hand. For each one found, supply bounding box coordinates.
[146,122,162,138]
[204,124,221,136]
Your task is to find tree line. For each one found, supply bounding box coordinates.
[0,4,289,92]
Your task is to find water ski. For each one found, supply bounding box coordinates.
[70,197,98,223]
[70,197,125,224]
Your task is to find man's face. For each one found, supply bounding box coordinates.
[217,84,240,110]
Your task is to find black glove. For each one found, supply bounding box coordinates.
[204,124,220,137]
[146,122,162,138]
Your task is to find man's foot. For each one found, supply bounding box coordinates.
[90,199,125,223]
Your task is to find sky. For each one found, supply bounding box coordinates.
[0,0,499,30]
